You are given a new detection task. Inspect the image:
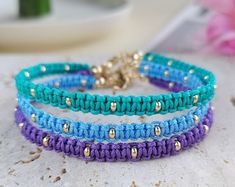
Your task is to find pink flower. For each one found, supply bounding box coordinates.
[200,0,235,55]
[200,0,235,17]
[206,14,235,42]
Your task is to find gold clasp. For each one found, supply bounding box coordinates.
[91,51,144,92]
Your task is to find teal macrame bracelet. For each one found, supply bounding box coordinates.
[15,52,216,116]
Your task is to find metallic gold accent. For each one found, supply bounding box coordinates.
[65,97,72,107]
[65,64,70,71]
[110,102,117,112]
[183,76,188,82]
[24,71,30,78]
[131,147,138,158]
[18,122,24,129]
[193,115,199,125]
[147,55,153,61]
[54,81,60,88]
[40,65,46,72]
[175,141,181,151]
[155,101,161,112]
[164,70,169,77]
[31,113,36,122]
[91,51,143,91]
[84,146,90,157]
[91,66,103,75]
[193,95,199,104]
[43,136,49,147]
[30,88,35,97]
[155,126,161,136]
[63,123,70,133]
[143,65,149,72]
[168,82,174,88]
[80,79,87,86]
[204,75,209,80]
[189,69,194,74]
[203,125,209,134]
[109,128,116,139]
[167,61,173,66]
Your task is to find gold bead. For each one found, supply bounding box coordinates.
[80,79,87,87]
[42,136,49,147]
[144,65,149,72]
[31,113,36,122]
[109,128,116,139]
[131,147,138,158]
[54,81,60,88]
[110,102,117,112]
[104,61,113,69]
[167,60,173,66]
[91,66,103,74]
[193,95,199,104]
[138,51,143,57]
[147,55,153,61]
[30,88,35,97]
[168,82,174,88]
[65,64,70,71]
[183,76,188,82]
[155,126,161,136]
[155,101,161,112]
[18,122,24,129]
[193,115,199,125]
[133,53,140,60]
[204,75,209,80]
[175,141,181,151]
[65,97,72,107]
[203,125,209,134]
[189,69,194,74]
[164,70,169,77]
[24,71,30,78]
[99,77,106,85]
[63,123,70,133]
[95,79,101,88]
[84,146,90,157]
[40,65,46,72]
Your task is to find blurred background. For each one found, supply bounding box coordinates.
[1,0,231,56]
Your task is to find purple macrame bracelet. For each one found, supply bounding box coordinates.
[15,107,213,162]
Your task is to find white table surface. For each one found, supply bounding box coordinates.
[0,53,234,187]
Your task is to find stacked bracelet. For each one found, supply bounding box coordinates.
[15,106,213,161]
[17,74,210,142]
[14,52,216,162]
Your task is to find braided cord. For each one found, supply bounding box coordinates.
[15,53,216,116]
[15,106,213,162]
[17,72,210,142]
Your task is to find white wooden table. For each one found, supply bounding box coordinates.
[0,53,234,187]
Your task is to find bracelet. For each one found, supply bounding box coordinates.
[17,73,210,142]
[15,106,213,162]
[15,52,216,116]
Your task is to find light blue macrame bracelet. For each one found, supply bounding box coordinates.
[17,73,210,142]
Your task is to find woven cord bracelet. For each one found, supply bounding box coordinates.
[15,106,213,162]
[17,72,210,142]
[15,52,216,116]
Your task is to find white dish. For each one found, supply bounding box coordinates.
[0,0,131,50]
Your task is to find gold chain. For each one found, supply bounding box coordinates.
[91,51,145,92]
